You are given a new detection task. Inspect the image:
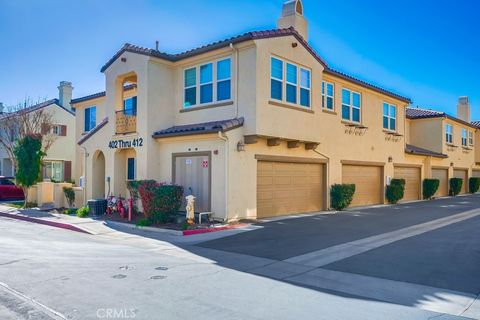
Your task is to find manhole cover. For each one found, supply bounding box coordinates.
[150,275,167,280]
[112,274,127,279]
[155,266,168,271]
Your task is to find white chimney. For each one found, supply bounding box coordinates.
[277,0,309,40]
[457,96,470,122]
[58,81,73,109]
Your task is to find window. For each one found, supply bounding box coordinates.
[271,57,283,101]
[124,96,137,116]
[462,128,468,147]
[52,125,62,136]
[183,57,232,108]
[322,81,334,110]
[286,63,297,104]
[84,106,96,132]
[270,56,311,108]
[445,124,453,144]
[43,161,64,182]
[184,68,196,107]
[217,58,231,101]
[300,68,311,107]
[127,158,135,181]
[469,131,474,145]
[342,89,361,122]
[383,103,396,131]
[200,63,213,104]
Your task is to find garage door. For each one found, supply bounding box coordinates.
[473,170,480,178]
[257,161,324,218]
[454,169,468,194]
[432,168,448,197]
[342,165,383,207]
[394,166,421,201]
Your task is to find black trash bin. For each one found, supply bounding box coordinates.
[87,199,108,216]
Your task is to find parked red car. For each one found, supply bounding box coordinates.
[0,177,25,200]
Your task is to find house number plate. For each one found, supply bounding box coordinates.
[108,138,144,149]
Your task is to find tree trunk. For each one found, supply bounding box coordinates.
[23,187,28,208]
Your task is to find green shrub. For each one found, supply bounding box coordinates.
[137,181,184,223]
[423,179,440,200]
[449,178,463,196]
[386,179,405,204]
[330,184,355,211]
[469,177,480,194]
[63,187,75,208]
[76,206,89,218]
[64,208,77,215]
[136,218,152,227]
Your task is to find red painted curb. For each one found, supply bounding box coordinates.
[183,224,248,236]
[0,212,91,234]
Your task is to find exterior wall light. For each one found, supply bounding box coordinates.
[237,141,245,152]
[450,162,454,167]
[388,156,393,163]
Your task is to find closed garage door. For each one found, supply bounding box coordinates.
[394,166,421,201]
[454,169,468,194]
[342,165,383,207]
[432,168,448,197]
[473,170,480,178]
[257,161,324,218]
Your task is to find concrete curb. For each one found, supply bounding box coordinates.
[103,220,183,236]
[0,212,92,235]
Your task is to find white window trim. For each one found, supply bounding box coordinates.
[446,124,453,144]
[469,131,474,146]
[299,68,311,108]
[183,57,232,109]
[462,128,468,147]
[84,106,96,132]
[270,56,312,109]
[342,88,362,123]
[285,63,298,104]
[383,102,397,131]
[322,81,335,110]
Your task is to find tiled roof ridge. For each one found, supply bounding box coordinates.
[71,84,136,104]
[406,106,445,115]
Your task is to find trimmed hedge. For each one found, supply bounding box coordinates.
[449,178,463,196]
[423,179,440,200]
[469,177,480,194]
[137,180,184,223]
[330,184,355,211]
[386,179,405,204]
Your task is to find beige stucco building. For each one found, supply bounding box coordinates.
[71,0,478,221]
[0,81,76,182]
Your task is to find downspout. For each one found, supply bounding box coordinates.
[218,131,229,222]
[313,147,331,210]
[229,43,240,119]
[80,145,88,206]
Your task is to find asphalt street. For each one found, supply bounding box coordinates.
[0,195,479,319]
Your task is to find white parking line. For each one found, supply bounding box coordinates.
[284,208,480,267]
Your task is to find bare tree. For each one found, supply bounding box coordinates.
[0,97,56,171]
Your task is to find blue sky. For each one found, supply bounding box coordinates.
[0,0,479,118]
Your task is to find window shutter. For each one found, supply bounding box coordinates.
[63,161,72,182]
[60,125,67,136]
[41,124,49,135]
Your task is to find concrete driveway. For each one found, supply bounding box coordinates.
[195,194,480,318]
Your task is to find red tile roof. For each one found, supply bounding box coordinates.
[152,117,244,138]
[406,107,444,119]
[407,107,477,129]
[99,27,410,103]
[405,144,448,158]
